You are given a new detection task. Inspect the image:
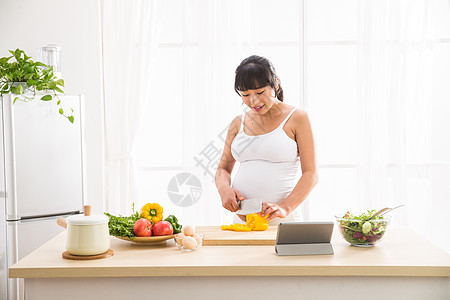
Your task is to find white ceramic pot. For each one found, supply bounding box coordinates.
[58,206,110,256]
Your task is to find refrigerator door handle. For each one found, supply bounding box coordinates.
[2,95,18,221]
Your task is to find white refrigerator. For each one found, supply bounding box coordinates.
[0,94,86,300]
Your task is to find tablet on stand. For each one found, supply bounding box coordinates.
[275,222,334,256]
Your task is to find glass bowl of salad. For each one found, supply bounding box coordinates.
[335,210,391,247]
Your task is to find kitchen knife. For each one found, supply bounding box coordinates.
[236,198,263,215]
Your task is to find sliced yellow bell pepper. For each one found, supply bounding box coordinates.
[246,213,269,231]
[221,213,269,232]
[230,223,252,231]
[222,224,251,231]
[140,203,163,224]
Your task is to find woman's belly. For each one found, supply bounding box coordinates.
[231,160,299,204]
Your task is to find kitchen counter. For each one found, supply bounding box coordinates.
[9,228,450,300]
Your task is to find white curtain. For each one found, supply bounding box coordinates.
[356,0,433,235]
[102,0,161,215]
[101,0,262,219]
[177,0,267,225]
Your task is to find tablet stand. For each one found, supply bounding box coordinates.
[275,242,334,256]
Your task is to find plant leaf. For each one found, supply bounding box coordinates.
[17,84,23,94]
[34,62,47,67]
[0,57,10,64]
[54,86,64,94]
[40,95,52,101]
[68,115,74,123]
[14,49,21,60]
[59,108,64,115]
[56,79,64,87]
[13,97,19,104]
[57,100,61,105]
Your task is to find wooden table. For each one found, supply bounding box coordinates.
[9,228,450,300]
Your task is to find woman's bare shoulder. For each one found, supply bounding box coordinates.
[227,114,243,136]
[284,108,309,129]
[291,108,308,119]
[290,108,312,132]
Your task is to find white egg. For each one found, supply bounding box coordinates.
[175,233,186,245]
[193,234,203,247]
[182,236,197,250]
[183,225,195,236]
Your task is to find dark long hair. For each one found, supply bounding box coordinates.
[234,55,284,102]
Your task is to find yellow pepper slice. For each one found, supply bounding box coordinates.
[140,203,163,224]
[230,224,252,231]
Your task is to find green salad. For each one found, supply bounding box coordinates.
[336,210,389,246]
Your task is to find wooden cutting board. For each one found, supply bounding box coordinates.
[196,226,278,245]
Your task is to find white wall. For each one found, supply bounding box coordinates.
[0,0,104,212]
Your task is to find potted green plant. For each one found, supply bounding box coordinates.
[0,48,74,123]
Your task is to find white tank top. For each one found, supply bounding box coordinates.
[230,108,300,225]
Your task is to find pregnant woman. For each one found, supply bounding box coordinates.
[215,55,318,225]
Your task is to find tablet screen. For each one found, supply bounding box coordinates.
[276,222,334,244]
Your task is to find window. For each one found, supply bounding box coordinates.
[127,0,450,252]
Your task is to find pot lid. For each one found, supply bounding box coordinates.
[66,214,109,225]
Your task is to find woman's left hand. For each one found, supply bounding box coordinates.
[260,202,288,221]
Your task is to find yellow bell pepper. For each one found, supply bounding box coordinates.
[221,213,269,232]
[140,203,163,224]
[246,213,269,231]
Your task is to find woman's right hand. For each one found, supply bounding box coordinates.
[218,186,244,212]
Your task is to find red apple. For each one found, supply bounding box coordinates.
[152,221,174,236]
[133,218,153,237]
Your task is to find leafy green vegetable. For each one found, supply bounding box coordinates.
[104,204,140,239]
